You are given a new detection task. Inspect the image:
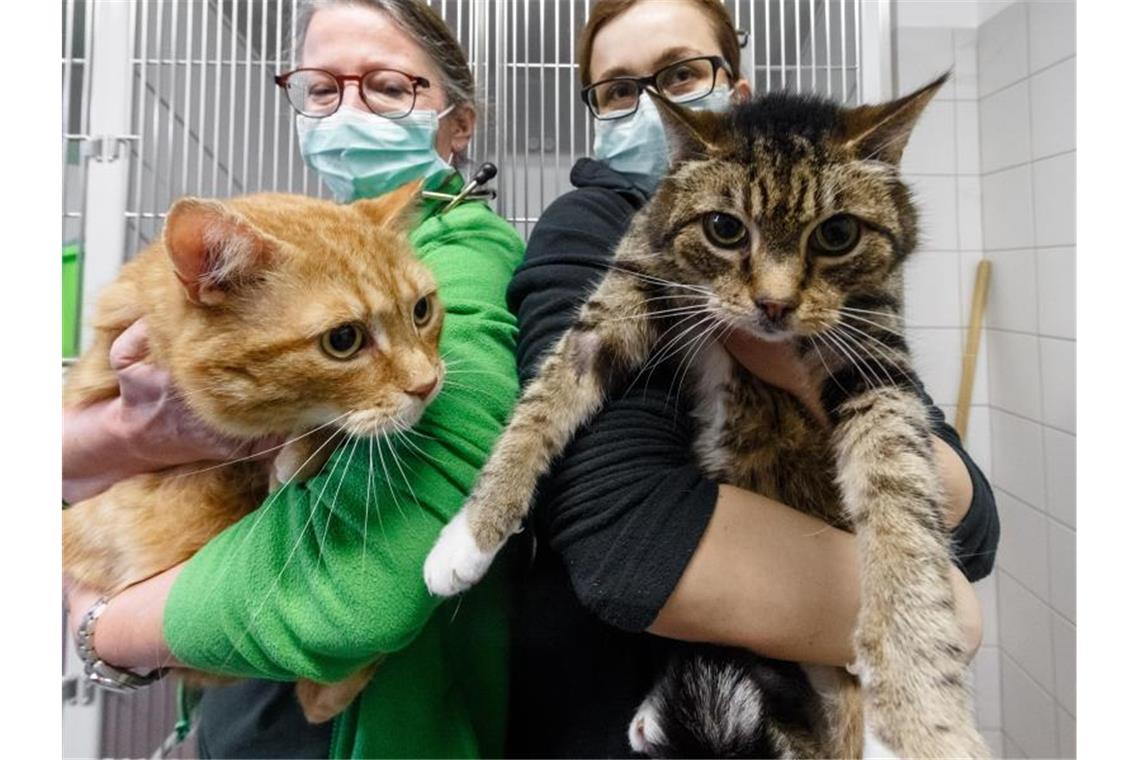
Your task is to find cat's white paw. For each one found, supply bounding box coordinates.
[423,510,496,596]
[628,701,666,755]
[862,718,900,760]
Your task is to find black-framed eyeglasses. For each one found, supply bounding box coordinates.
[581,55,735,120]
[274,67,432,119]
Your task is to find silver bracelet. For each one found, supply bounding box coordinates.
[75,596,168,693]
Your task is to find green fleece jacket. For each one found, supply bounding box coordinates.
[163,188,524,759]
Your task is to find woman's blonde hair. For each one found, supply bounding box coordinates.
[577,0,742,88]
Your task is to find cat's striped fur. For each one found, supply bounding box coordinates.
[424,75,987,758]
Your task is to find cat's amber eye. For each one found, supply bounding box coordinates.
[413,296,433,327]
[809,214,862,256]
[320,323,366,360]
[702,212,749,248]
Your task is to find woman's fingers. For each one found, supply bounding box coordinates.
[108,319,151,371]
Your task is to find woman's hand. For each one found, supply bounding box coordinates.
[723,329,829,425]
[63,320,283,503]
[723,328,974,524]
[109,320,282,468]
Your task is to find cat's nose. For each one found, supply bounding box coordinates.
[755,298,796,323]
[406,375,439,401]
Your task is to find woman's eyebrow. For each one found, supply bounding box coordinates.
[593,46,706,82]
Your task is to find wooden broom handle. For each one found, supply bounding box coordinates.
[954,260,992,438]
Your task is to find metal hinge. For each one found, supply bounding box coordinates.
[78,134,140,163]
[63,675,97,706]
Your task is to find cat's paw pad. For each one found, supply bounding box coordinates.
[628,702,666,756]
[423,512,495,596]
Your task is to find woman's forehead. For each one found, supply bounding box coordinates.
[590,1,722,82]
[302,5,440,81]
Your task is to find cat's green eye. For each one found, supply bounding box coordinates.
[321,323,365,360]
[702,212,749,248]
[413,296,433,327]
[809,214,862,256]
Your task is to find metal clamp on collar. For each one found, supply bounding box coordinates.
[421,162,499,212]
[75,596,168,693]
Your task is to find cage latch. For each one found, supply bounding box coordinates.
[82,134,140,163]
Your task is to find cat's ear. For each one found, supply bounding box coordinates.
[164,198,274,306]
[648,90,730,163]
[353,180,424,228]
[837,71,948,164]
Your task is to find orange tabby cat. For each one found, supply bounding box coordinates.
[62,181,444,723]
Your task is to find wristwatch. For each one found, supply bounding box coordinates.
[75,596,168,692]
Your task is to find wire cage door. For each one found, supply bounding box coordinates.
[61,1,890,756]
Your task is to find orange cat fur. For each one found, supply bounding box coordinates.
[63,181,444,723]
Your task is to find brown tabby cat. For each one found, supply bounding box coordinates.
[423,76,989,758]
[63,181,444,724]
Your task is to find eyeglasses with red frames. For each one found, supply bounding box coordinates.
[274,67,432,119]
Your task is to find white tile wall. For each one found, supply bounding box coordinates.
[905,251,961,327]
[979,80,1031,173]
[987,329,1042,420]
[985,248,1038,333]
[1030,58,1077,159]
[996,491,1051,599]
[1052,611,1076,714]
[1027,0,1076,71]
[1043,427,1076,527]
[957,176,985,250]
[977,2,1076,753]
[1001,652,1058,758]
[1048,520,1076,622]
[902,100,958,175]
[991,409,1045,515]
[910,175,961,251]
[1032,151,1077,247]
[997,571,1055,689]
[897,28,956,96]
[981,165,1035,250]
[1040,337,1076,432]
[978,3,1028,96]
[1036,246,1076,339]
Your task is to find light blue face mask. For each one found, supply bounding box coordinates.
[296,105,457,203]
[593,86,735,194]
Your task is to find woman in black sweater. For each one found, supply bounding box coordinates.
[504,1,999,756]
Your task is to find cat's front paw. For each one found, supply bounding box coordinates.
[423,509,496,596]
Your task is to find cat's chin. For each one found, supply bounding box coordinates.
[339,404,426,439]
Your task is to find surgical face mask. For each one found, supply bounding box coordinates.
[296,105,457,203]
[593,86,735,194]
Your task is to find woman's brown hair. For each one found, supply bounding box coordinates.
[577,0,741,87]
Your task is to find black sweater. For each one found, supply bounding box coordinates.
[504,158,999,758]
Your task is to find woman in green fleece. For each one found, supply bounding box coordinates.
[62,2,522,757]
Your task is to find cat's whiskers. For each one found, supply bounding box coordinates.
[832,321,910,375]
[370,433,408,524]
[164,412,352,481]
[625,312,716,393]
[383,432,421,516]
[832,325,899,390]
[668,315,731,404]
[316,435,361,570]
[834,310,906,339]
[216,428,373,670]
[605,264,716,297]
[390,426,446,468]
[817,328,881,391]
